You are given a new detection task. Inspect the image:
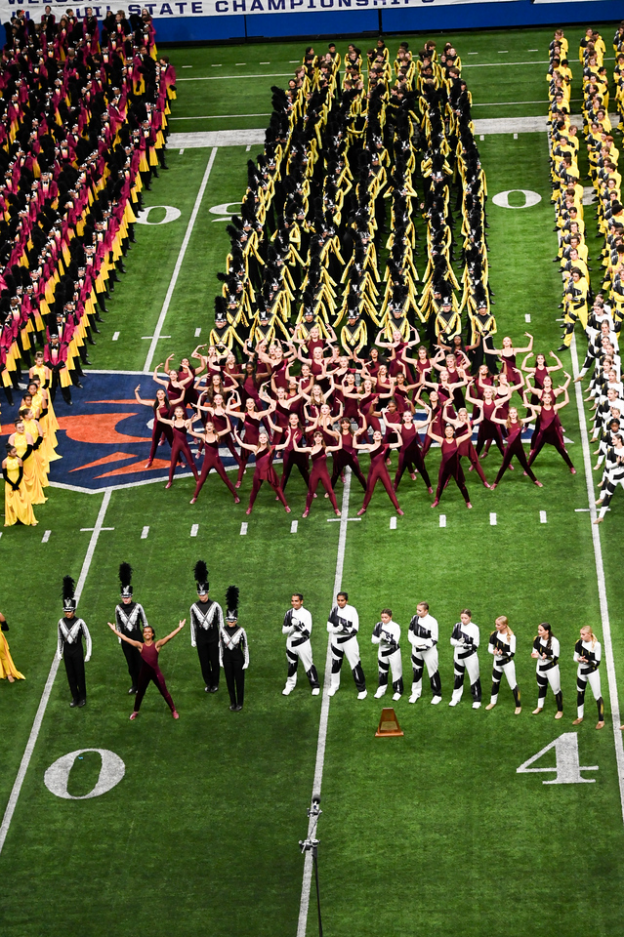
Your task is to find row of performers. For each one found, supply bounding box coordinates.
[12,568,606,731]
[138,333,576,515]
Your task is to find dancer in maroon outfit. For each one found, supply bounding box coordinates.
[429,424,473,509]
[235,429,291,515]
[444,404,491,488]
[227,393,276,487]
[273,413,311,491]
[392,408,433,492]
[467,385,507,458]
[329,418,368,490]
[294,431,342,518]
[526,387,576,473]
[490,405,543,488]
[354,429,404,516]
[107,620,185,720]
[189,419,241,504]
[135,384,181,467]
[159,406,199,487]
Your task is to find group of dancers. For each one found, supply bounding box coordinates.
[548,27,624,521]
[143,327,576,516]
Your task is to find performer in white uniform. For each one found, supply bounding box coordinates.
[531,622,563,718]
[372,609,403,701]
[326,591,367,699]
[572,626,605,728]
[485,615,521,714]
[408,601,442,704]
[449,609,482,709]
[282,593,320,696]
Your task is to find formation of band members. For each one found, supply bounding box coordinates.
[140,322,576,515]
[18,563,608,731]
[0,8,176,522]
[548,25,624,522]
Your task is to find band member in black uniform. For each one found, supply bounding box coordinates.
[115,563,148,695]
[57,576,92,708]
[190,561,223,693]
[220,586,249,712]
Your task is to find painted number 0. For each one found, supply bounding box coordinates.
[517,733,598,785]
[44,748,125,800]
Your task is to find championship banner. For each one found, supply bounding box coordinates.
[0,0,513,20]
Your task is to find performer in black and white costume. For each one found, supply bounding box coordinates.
[407,601,442,705]
[595,434,624,523]
[372,609,403,701]
[326,591,366,699]
[220,586,249,712]
[572,626,605,729]
[531,622,563,718]
[282,593,320,696]
[485,615,521,714]
[57,576,91,708]
[190,561,223,693]
[449,609,482,709]
[115,562,147,695]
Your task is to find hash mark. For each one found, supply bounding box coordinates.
[240,522,248,536]
[190,524,199,537]
[439,515,446,528]
[141,526,150,539]
[42,530,51,543]
[389,516,397,529]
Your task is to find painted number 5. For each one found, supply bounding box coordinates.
[44,748,125,800]
[517,733,598,785]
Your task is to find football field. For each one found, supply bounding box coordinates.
[2,24,624,937]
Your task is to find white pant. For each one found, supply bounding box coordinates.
[330,635,361,688]
[491,658,517,700]
[378,647,403,693]
[536,663,561,706]
[577,666,602,717]
[453,649,480,698]
[410,646,440,696]
[285,637,315,690]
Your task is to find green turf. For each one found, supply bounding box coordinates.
[2,22,624,937]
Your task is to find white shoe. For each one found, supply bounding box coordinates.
[408,693,421,704]
[449,694,461,707]
[282,685,293,696]
[327,685,338,697]
[374,687,386,699]
[357,690,368,700]
[392,691,401,702]
[472,701,481,709]
[430,695,442,705]
[311,687,320,696]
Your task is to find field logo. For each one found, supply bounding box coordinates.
[45,749,125,800]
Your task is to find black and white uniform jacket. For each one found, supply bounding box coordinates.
[372,620,401,657]
[115,601,148,643]
[282,606,313,649]
[574,638,601,675]
[408,613,439,652]
[488,630,516,665]
[190,600,224,647]
[533,635,560,672]
[327,604,359,643]
[219,624,250,668]
[450,621,480,659]
[57,617,92,661]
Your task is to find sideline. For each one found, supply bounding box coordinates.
[143,146,218,372]
[571,335,624,824]
[0,489,113,855]
[297,469,352,937]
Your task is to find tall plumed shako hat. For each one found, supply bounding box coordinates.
[119,562,133,598]
[194,560,209,596]
[226,586,239,622]
[62,575,77,612]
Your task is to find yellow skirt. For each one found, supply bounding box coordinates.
[4,484,37,526]
[0,632,25,680]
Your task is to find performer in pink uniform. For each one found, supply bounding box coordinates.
[235,429,291,515]
[526,388,576,473]
[107,620,185,720]
[354,429,404,516]
[159,406,199,487]
[490,405,542,488]
[189,419,241,505]
[293,430,342,518]
[428,424,473,509]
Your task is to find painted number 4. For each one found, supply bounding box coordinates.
[517,733,598,785]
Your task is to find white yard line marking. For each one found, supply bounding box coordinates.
[297,469,352,937]
[259,61,270,64]
[575,508,591,512]
[498,50,509,53]
[190,524,199,537]
[143,147,218,373]
[525,314,532,323]
[246,145,251,152]
[0,489,112,855]
[490,512,497,526]
[41,529,51,542]
[439,514,447,528]
[240,522,248,535]
[141,525,150,539]
[141,334,170,341]
[179,148,184,155]
[194,327,202,337]
[571,335,624,824]
[468,51,479,55]
[290,520,298,533]
[513,133,518,139]
[480,134,484,141]
[211,64,222,67]
[528,49,539,52]
[182,65,193,68]
[112,331,120,341]
[235,62,246,66]
[540,511,547,524]
[389,516,397,529]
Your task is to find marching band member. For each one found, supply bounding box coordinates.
[573,626,605,728]
[220,587,249,712]
[531,622,563,718]
[57,576,91,708]
[190,561,224,694]
[485,615,521,713]
[326,591,367,699]
[407,601,442,704]
[372,608,403,701]
[449,609,482,709]
[282,593,320,696]
[114,563,148,695]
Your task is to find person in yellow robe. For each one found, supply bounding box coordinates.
[0,612,25,682]
[2,444,37,527]
[8,419,47,505]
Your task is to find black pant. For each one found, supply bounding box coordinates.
[223,651,245,706]
[122,639,143,688]
[63,647,86,701]
[196,637,220,689]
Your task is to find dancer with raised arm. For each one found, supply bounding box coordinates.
[428,423,473,509]
[107,619,184,720]
[490,404,543,489]
[235,429,291,515]
[485,332,533,391]
[159,405,199,488]
[393,408,433,493]
[525,386,576,473]
[354,429,404,516]
[294,430,341,518]
[188,418,240,505]
[134,384,179,468]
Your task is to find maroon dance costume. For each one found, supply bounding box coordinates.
[330,430,367,489]
[305,449,338,512]
[148,403,173,463]
[528,406,574,469]
[361,444,401,511]
[281,428,311,490]
[434,438,471,505]
[248,445,289,511]
[133,642,176,714]
[168,423,199,483]
[393,423,432,490]
[193,438,238,501]
[494,420,539,485]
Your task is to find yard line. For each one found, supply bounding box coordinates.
[571,335,624,824]
[143,147,218,373]
[297,469,352,937]
[0,489,112,856]
[290,520,298,534]
[112,331,120,341]
[540,511,547,524]
[525,314,532,323]
[194,327,202,337]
